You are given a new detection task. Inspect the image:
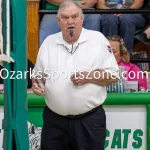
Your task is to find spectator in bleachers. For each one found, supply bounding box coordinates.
[107,35,147,91]
[97,0,145,52]
[40,0,101,45]
[135,16,150,45]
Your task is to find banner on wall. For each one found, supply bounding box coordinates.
[0,105,146,150]
[104,105,146,150]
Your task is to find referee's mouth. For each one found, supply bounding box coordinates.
[68,27,75,30]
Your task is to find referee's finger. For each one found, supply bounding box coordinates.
[73,79,81,85]
[32,87,43,96]
[70,72,80,79]
[32,83,44,95]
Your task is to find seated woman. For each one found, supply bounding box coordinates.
[107,35,147,91]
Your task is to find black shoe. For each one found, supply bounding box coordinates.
[135,33,150,45]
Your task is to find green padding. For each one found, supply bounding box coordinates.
[1,93,150,106]
[2,118,16,129]
[27,94,46,106]
[27,93,150,106]
[0,94,3,105]
[105,93,150,105]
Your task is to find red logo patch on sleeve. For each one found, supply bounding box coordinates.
[107,45,112,53]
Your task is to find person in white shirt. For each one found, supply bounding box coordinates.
[32,1,119,150]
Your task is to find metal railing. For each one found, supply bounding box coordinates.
[39,9,150,14]
[130,58,150,63]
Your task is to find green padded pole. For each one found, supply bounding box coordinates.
[2,0,13,149]
[10,0,29,149]
[2,0,29,149]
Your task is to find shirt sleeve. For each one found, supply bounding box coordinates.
[32,43,45,79]
[100,39,120,79]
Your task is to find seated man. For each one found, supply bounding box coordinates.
[40,0,101,45]
[97,0,145,52]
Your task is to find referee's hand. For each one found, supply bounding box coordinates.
[70,71,91,86]
[32,78,45,96]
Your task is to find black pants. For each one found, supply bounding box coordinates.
[41,105,106,150]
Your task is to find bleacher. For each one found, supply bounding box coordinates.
[27,0,150,66]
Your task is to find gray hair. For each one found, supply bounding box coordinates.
[57,0,83,18]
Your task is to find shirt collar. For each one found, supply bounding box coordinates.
[56,28,88,45]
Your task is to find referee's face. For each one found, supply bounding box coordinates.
[57,5,84,43]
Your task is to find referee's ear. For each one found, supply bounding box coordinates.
[56,16,60,25]
[81,14,84,23]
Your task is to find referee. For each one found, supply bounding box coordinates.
[32,1,119,150]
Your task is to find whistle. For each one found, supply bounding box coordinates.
[69,28,74,37]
